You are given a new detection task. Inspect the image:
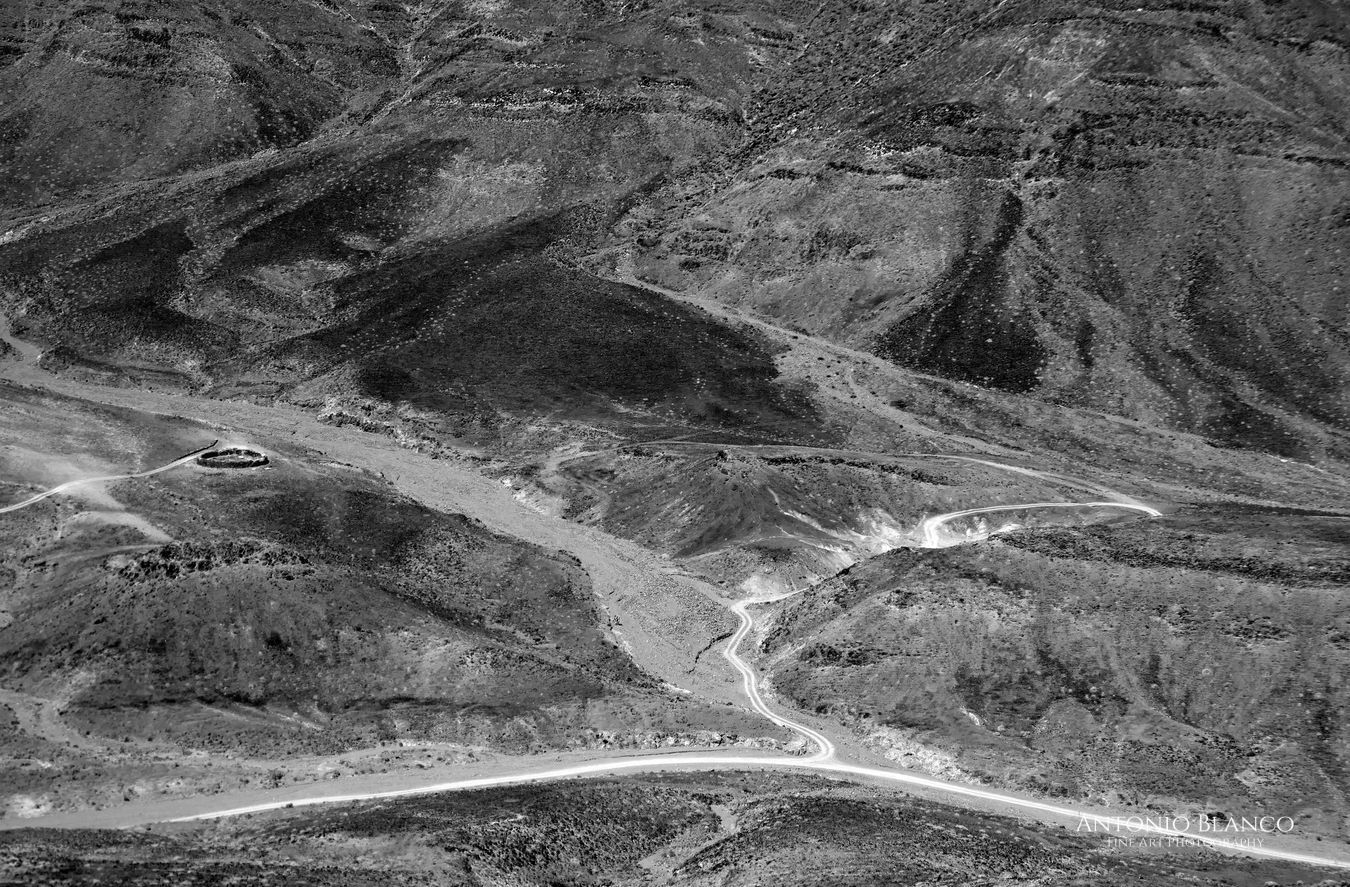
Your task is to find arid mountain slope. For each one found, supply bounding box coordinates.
[757,504,1350,836]
[0,0,1347,865]
[0,383,774,820]
[626,0,1350,459]
[0,0,398,206]
[3,1,1346,459]
[0,0,821,449]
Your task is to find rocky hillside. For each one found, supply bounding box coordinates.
[545,442,1095,588]
[2,0,1346,459]
[0,384,771,777]
[625,0,1350,460]
[0,0,824,450]
[758,503,1350,837]
[1,0,1347,866]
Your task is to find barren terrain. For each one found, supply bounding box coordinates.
[1,0,1348,883]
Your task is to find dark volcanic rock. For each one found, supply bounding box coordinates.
[629,0,1350,459]
[0,1,826,448]
[0,0,397,206]
[4,0,1348,456]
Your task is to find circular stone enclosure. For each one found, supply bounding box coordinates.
[197,447,269,469]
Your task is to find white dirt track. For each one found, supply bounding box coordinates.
[1,341,1345,869]
[147,493,1341,869]
[0,442,217,516]
[161,545,1350,869]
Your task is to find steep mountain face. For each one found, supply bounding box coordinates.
[4,1,1346,459]
[0,0,399,206]
[627,0,1350,460]
[0,0,1347,854]
[0,0,820,448]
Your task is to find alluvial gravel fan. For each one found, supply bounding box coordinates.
[0,1,1348,885]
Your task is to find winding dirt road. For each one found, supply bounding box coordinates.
[145,756,1350,869]
[723,594,835,761]
[150,552,1350,870]
[2,325,1348,870]
[7,448,1334,866]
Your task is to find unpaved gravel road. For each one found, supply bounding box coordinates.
[4,320,1349,870]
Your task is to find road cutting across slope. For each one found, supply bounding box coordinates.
[145,498,1350,873]
[154,752,1350,869]
[152,561,1350,871]
[0,441,218,515]
[919,500,1163,547]
[2,326,1346,869]
[724,594,835,761]
[548,439,1160,515]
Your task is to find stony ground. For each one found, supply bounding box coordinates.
[0,0,1348,882]
[4,773,1344,887]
